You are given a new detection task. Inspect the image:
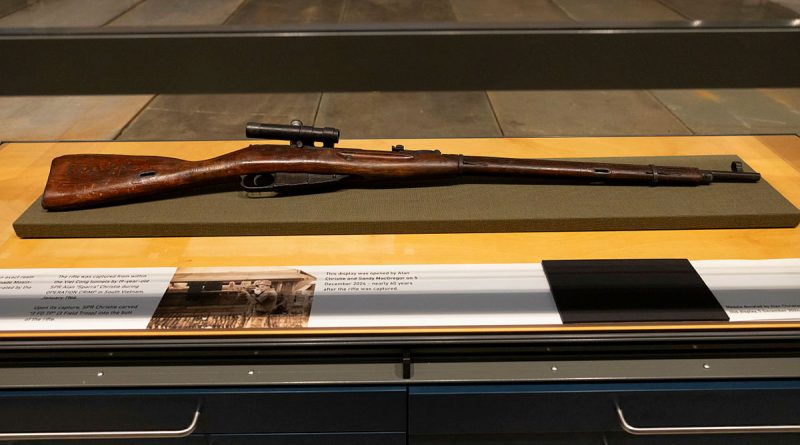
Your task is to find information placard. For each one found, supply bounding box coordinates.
[694,259,800,322]
[0,260,798,332]
[305,263,561,327]
[0,268,175,330]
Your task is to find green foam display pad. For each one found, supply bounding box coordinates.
[14,155,800,238]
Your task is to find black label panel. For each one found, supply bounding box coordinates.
[542,259,728,323]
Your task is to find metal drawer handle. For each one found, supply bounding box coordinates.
[0,408,200,441]
[617,405,800,435]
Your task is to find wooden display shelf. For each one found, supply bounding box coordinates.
[1,135,799,338]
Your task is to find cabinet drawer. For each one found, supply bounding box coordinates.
[410,384,612,434]
[6,439,206,445]
[199,387,406,433]
[0,386,406,436]
[605,432,800,445]
[409,381,800,435]
[209,432,405,445]
[0,389,199,438]
[410,432,604,445]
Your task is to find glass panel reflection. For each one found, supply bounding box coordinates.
[0,0,797,31]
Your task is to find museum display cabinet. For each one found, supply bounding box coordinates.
[1,134,800,444]
[1,1,800,443]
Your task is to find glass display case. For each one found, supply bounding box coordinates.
[1,0,798,95]
[1,2,799,444]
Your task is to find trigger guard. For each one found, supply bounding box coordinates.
[240,174,277,190]
[239,172,350,195]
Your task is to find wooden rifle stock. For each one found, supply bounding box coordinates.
[41,144,760,211]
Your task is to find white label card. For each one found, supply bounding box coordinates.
[0,260,798,331]
[303,263,562,327]
[692,259,800,322]
[0,268,176,330]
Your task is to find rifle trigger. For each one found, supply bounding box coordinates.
[240,173,276,191]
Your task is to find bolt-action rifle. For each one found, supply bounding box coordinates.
[41,121,761,211]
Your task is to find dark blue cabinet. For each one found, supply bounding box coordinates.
[1,381,799,443]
